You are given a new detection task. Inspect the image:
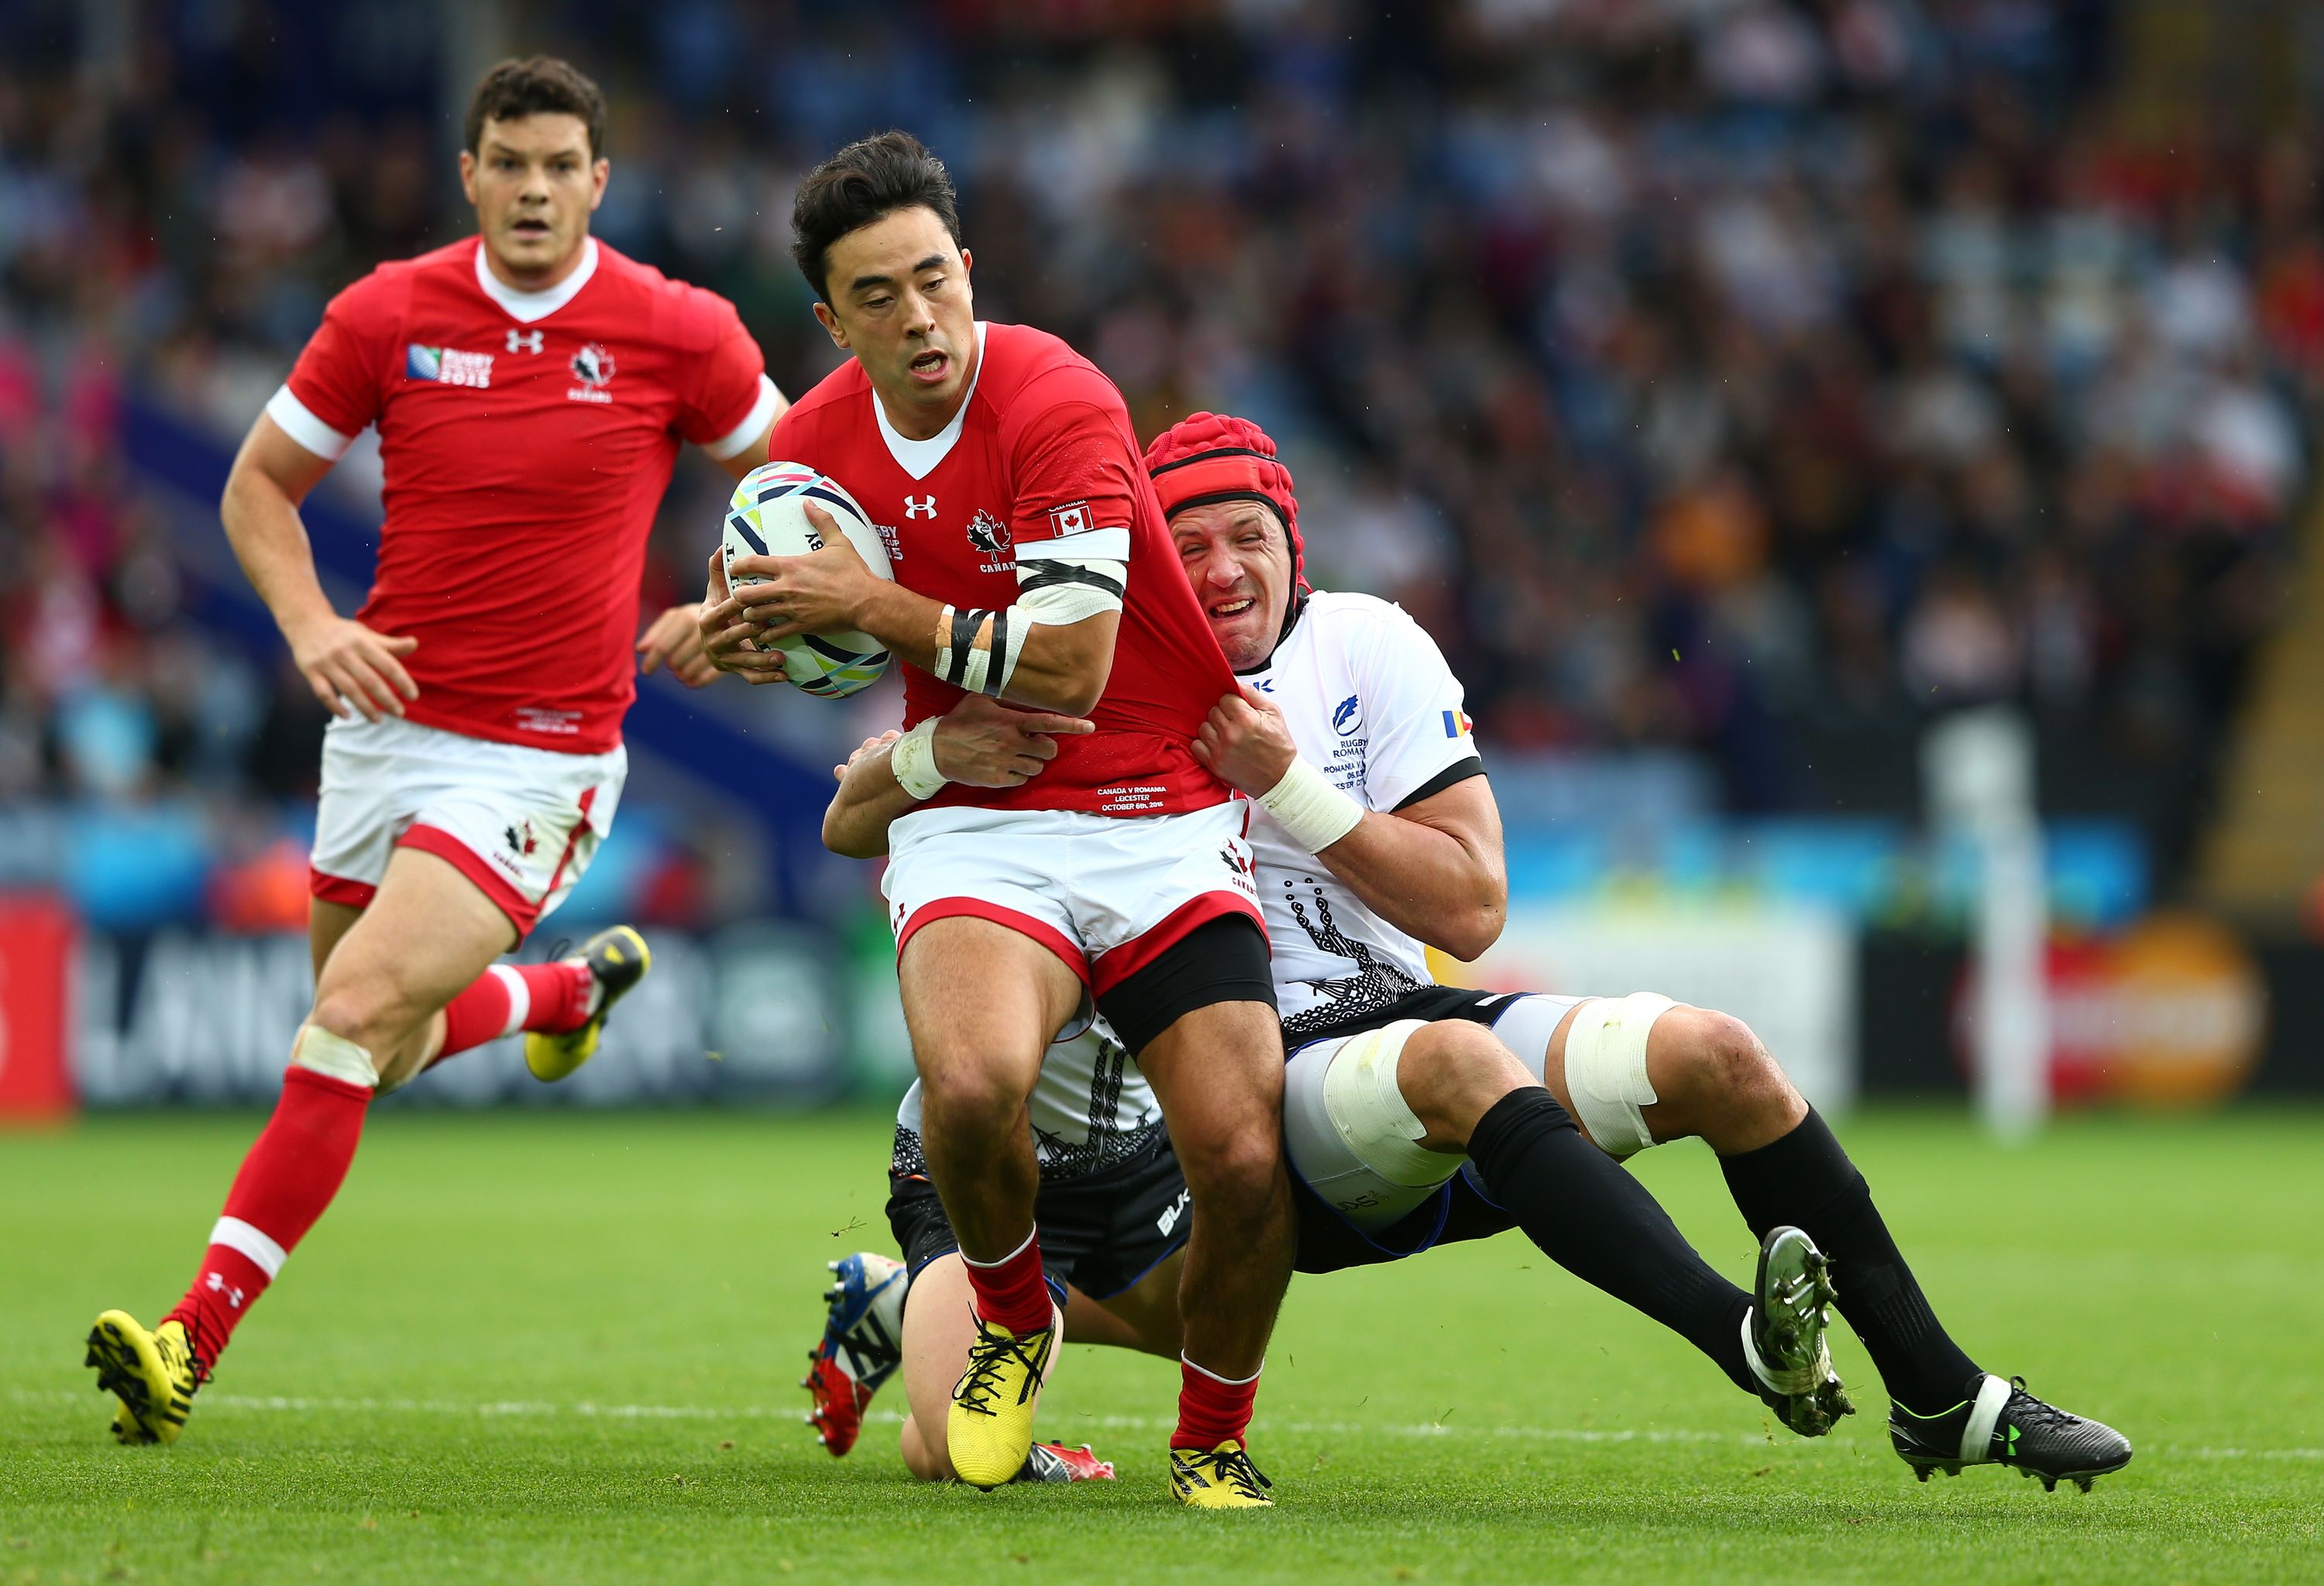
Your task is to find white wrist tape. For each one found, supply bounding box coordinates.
[1256,756,1365,852]
[889,718,949,800]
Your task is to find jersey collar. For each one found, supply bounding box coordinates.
[473,236,600,323]
[873,322,987,481]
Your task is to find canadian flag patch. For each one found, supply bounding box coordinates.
[1047,501,1091,537]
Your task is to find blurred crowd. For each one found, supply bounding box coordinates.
[1,0,2315,924]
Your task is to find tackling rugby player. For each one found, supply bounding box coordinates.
[811,412,2133,1495]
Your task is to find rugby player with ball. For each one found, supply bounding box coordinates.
[83,57,786,1447]
[811,414,2134,1497]
[698,133,1293,1507]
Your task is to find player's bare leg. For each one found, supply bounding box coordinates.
[897,920,1080,1261]
[896,917,1083,1486]
[91,850,635,1443]
[89,849,510,1442]
[1135,998,1291,1505]
[1521,997,2130,1488]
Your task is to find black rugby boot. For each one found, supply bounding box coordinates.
[1890,1372,2133,1491]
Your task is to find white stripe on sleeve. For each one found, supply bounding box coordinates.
[704,373,784,459]
[1023,525,1130,564]
[263,385,356,461]
[209,1215,290,1278]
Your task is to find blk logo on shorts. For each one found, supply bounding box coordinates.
[1157,1187,1192,1237]
[504,821,538,858]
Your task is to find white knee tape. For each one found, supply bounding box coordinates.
[292,1024,379,1089]
[1319,1019,1467,1189]
[1560,993,1675,1158]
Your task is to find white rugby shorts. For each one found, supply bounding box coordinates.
[308,714,626,938]
[882,800,1265,997]
[1282,993,1588,1233]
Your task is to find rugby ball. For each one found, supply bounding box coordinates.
[720,462,894,698]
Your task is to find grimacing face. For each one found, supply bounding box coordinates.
[459,113,606,288]
[813,205,978,442]
[1170,499,1295,671]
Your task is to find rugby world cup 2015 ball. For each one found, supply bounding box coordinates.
[720,462,894,698]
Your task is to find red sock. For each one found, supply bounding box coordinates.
[960,1226,1054,1336]
[1174,1354,1261,1450]
[435,962,594,1063]
[163,1064,372,1368]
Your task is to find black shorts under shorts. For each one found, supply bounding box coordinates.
[886,1130,1193,1304]
[1097,913,1275,1057]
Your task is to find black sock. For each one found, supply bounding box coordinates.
[1468,1088,1755,1395]
[1717,1108,1978,1417]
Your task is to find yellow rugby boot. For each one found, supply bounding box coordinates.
[525,925,650,1082]
[946,1306,1059,1489]
[85,1311,202,1445]
[1169,1440,1275,1509]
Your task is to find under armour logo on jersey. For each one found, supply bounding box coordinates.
[506,329,544,353]
[205,1271,246,1309]
[903,496,937,519]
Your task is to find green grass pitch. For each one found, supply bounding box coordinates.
[4,1106,2319,1584]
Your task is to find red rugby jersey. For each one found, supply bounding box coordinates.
[768,322,1236,816]
[267,237,780,754]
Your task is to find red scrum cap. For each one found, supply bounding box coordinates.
[1143,411,1307,597]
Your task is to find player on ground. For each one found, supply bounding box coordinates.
[810,412,2133,1495]
[83,57,787,1446]
[696,132,1292,1505]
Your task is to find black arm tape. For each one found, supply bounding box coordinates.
[1016,562,1127,599]
[982,609,1009,696]
[945,607,988,687]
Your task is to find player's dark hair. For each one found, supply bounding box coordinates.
[792,130,963,303]
[465,57,607,160]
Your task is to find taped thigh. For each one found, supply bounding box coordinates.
[1559,992,1676,1158]
[1281,1020,1467,1233]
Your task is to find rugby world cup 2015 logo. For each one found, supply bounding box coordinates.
[407,344,493,387]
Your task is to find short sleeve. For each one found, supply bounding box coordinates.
[1350,606,1482,812]
[1004,374,1139,564]
[273,279,394,458]
[676,291,779,459]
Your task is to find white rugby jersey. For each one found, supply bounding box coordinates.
[892,1017,1164,1182]
[1241,591,1483,1036]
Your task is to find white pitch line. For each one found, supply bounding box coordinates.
[13,1390,2316,1461]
